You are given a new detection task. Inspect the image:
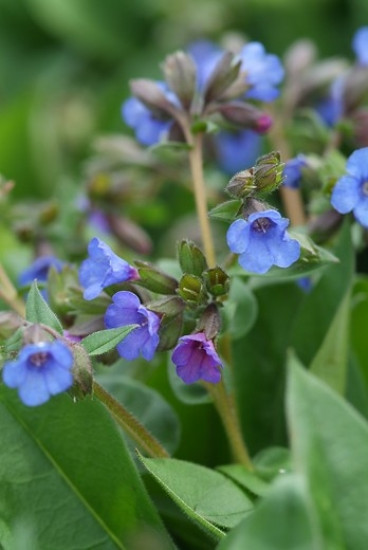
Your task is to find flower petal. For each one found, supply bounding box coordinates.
[354,198,368,227]
[331,175,360,214]
[238,235,274,274]
[43,365,73,395]
[227,219,250,254]
[18,369,50,407]
[2,359,27,388]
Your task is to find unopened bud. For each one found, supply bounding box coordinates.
[203,267,229,297]
[197,303,221,340]
[107,214,152,255]
[130,79,176,119]
[148,296,185,317]
[162,51,196,109]
[135,261,178,295]
[242,197,270,219]
[157,313,184,351]
[178,239,208,276]
[204,52,241,104]
[254,151,284,194]
[217,102,273,133]
[178,274,207,304]
[226,168,255,198]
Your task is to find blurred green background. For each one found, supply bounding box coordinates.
[0,0,367,199]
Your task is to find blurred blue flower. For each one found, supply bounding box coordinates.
[215,129,262,174]
[18,256,64,287]
[79,237,139,301]
[2,340,74,407]
[315,75,345,127]
[283,155,306,189]
[227,209,300,274]
[122,82,178,146]
[105,291,160,361]
[331,147,368,227]
[172,332,222,384]
[352,27,368,66]
[239,42,284,102]
[186,40,224,91]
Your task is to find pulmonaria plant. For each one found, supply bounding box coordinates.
[79,237,139,300]
[227,209,301,274]
[2,340,74,407]
[18,255,64,287]
[331,147,368,227]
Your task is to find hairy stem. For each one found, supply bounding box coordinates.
[204,379,254,470]
[93,381,169,458]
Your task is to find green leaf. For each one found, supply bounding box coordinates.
[208,200,242,222]
[224,277,258,340]
[25,281,63,334]
[291,221,354,367]
[217,474,320,550]
[0,388,174,549]
[81,325,137,356]
[253,447,292,482]
[139,456,253,538]
[217,464,269,497]
[287,356,368,548]
[310,289,350,393]
[97,373,181,454]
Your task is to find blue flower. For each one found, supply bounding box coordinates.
[352,27,368,66]
[238,42,284,102]
[172,332,222,384]
[18,256,64,287]
[227,209,301,274]
[186,40,224,91]
[79,238,139,301]
[104,291,160,361]
[2,340,74,407]
[331,147,368,227]
[215,129,262,174]
[122,82,178,146]
[315,75,345,127]
[283,155,306,189]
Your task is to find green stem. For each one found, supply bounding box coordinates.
[93,381,169,458]
[204,379,254,470]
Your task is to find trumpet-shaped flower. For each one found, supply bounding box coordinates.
[2,341,74,407]
[18,256,64,287]
[172,332,222,384]
[105,291,160,361]
[79,238,138,300]
[331,147,368,227]
[227,209,300,274]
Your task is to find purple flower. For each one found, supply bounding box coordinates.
[79,238,139,301]
[122,82,178,146]
[18,256,64,287]
[172,332,222,384]
[104,291,160,361]
[227,209,301,274]
[352,27,368,66]
[215,129,262,174]
[283,155,306,189]
[331,147,368,227]
[2,341,74,407]
[238,42,284,102]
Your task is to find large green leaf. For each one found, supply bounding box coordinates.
[291,221,354,367]
[140,456,254,538]
[287,357,368,549]
[217,474,320,550]
[0,387,174,549]
[309,288,350,394]
[232,282,303,453]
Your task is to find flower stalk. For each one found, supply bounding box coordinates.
[93,380,169,458]
[0,263,26,317]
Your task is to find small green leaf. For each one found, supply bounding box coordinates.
[81,325,138,356]
[139,456,253,538]
[25,281,63,334]
[208,200,242,222]
[224,277,258,340]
